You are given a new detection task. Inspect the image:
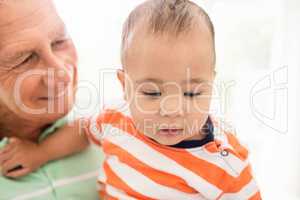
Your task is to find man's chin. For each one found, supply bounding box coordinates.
[15,103,73,124]
[26,111,69,123]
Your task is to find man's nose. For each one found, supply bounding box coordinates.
[159,95,184,118]
[42,54,72,89]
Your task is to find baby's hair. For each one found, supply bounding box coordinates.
[121,0,216,65]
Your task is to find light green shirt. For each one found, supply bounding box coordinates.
[0,118,104,200]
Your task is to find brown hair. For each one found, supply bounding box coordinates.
[121,0,215,64]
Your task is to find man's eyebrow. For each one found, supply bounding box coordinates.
[49,23,68,39]
[135,78,164,84]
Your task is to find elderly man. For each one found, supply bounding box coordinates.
[0,0,102,199]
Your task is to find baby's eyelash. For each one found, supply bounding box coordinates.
[184,92,202,97]
[142,92,162,97]
[141,91,202,98]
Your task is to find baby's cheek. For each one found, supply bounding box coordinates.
[185,95,212,114]
[189,103,210,114]
[139,118,156,134]
[132,97,160,114]
[185,116,207,133]
[130,105,156,127]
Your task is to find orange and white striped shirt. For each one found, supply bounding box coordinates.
[85,103,261,200]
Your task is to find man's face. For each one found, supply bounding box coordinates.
[0,0,78,123]
[119,25,215,146]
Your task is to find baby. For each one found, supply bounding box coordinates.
[0,0,261,199]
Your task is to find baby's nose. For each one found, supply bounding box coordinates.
[159,95,184,117]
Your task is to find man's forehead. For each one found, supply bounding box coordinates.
[0,0,64,52]
[0,24,65,54]
[0,0,56,28]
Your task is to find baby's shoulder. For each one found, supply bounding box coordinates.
[91,99,131,122]
[208,117,250,176]
[102,99,130,117]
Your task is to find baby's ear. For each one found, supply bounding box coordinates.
[117,69,127,100]
[117,69,125,90]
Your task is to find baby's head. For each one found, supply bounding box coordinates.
[117,0,216,145]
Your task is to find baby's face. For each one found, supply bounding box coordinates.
[119,26,215,146]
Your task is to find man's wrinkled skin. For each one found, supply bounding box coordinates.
[0,0,78,178]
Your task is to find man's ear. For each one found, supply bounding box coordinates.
[117,69,127,100]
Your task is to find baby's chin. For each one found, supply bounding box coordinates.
[155,139,183,146]
[145,133,186,146]
[145,130,207,146]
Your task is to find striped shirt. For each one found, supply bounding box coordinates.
[86,104,261,200]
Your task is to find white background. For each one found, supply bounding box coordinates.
[54,0,300,199]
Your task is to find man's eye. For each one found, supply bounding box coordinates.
[142,91,162,97]
[184,92,202,97]
[52,39,68,48]
[18,54,35,66]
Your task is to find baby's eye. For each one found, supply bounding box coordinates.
[184,92,202,98]
[142,91,162,97]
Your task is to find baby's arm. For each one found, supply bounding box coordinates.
[0,119,90,178]
[38,119,90,164]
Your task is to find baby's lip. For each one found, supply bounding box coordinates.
[157,128,183,136]
[158,124,183,130]
[159,128,183,131]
